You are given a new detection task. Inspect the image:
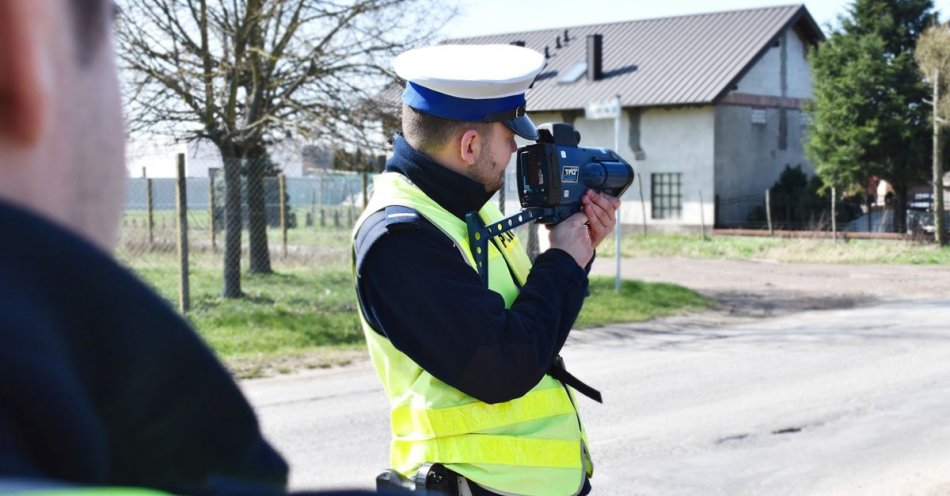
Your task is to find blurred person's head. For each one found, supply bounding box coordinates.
[0,0,126,251]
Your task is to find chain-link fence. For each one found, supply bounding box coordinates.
[115,160,552,312]
[117,166,372,307]
[714,191,871,232]
[121,171,368,258]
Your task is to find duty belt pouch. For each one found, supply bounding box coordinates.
[375,463,459,495]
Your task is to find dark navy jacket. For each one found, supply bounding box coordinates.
[0,201,373,495]
[354,135,591,405]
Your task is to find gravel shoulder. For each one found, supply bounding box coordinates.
[586,257,950,334]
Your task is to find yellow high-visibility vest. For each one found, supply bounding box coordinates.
[352,172,592,496]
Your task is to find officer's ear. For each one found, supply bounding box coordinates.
[0,0,52,147]
[459,129,481,166]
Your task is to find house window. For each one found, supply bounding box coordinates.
[651,173,682,219]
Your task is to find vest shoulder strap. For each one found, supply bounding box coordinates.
[354,205,436,274]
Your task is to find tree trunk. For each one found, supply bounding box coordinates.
[221,151,243,298]
[246,150,272,274]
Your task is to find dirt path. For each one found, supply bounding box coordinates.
[590,257,950,321]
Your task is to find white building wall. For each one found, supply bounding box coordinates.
[634,107,716,230]
[736,40,781,96]
[715,26,815,226]
[785,28,814,99]
[735,28,813,99]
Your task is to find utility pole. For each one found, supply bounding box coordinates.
[933,69,946,245]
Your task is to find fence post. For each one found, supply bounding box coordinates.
[832,185,838,242]
[700,190,708,241]
[311,188,316,225]
[146,178,154,248]
[176,153,190,313]
[765,189,774,236]
[320,172,325,213]
[209,174,216,251]
[279,174,287,258]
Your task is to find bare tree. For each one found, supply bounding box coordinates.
[916,24,950,245]
[117,0,454,297]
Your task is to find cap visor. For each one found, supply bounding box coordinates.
[504,114,539,141]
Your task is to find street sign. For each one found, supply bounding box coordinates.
[585,97,621,120]
[585,95,625,293]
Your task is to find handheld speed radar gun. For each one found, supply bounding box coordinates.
[467,122,635,284]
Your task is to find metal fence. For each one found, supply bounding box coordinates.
[121,168,917,312]
[118,171,370,273]
[714,191,869,232]
[115,165,548,312]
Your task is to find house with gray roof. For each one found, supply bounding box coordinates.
[450,4,824,231]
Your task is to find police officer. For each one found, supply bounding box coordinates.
[353,45,621,496]
[0,1,372,494]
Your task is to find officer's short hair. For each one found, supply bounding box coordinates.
[69,0,109,63]
[402,104,493,155]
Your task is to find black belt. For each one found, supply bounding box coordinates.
[548,356,603,403]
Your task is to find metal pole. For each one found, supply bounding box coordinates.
[146,177,154,248]
[766,189,773,236]
[934,69,946,245]
[176,153,190,313]
[614,95,622,294]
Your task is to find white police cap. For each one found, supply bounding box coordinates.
[394,44,545,140]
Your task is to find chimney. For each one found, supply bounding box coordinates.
[586,34,603,81]
[544,46,550,58]
[556,36,562,49]
[564,29,570,43]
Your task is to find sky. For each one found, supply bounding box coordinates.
[439,0,950,38]
[131,1,950,177]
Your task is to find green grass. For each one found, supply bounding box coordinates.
[121,226,950,378]
[596,233,950,265]
[575,277,712,329]
[131,254,363,356]
[121,251,711,377]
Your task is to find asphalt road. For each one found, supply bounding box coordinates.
[243,260,950,495]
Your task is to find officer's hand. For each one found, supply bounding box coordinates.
[548,211,593,268]
[582,190,621,249]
